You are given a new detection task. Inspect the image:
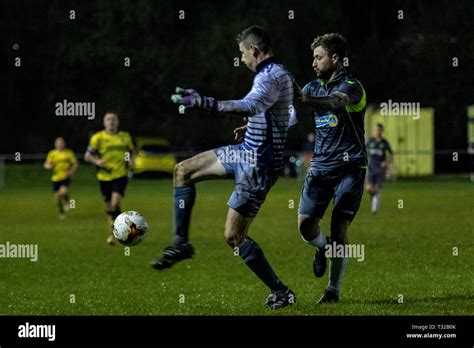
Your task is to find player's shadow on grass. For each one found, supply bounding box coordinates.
[351,294,474,305]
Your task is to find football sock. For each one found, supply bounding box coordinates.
[173,186,196,245]
[111,207,121,220]
[107,208,122,226]
[63,194,70,208]
[239,238,287,292]
[56,198,64,213]
[371,193,380,213]
[327,256,348,295]
[304,230,328,251]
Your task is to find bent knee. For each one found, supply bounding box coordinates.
[298,214,320,241]
[224,230,236,246]
[174,161,192,185]
[224,229,245,248]
[366,184,378,194]
[173,162,186,179]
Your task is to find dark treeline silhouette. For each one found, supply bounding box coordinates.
[3,0,473,172]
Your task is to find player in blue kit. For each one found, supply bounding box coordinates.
[151,26,296,309]
[366,123,393,214]
[295,33,367,303]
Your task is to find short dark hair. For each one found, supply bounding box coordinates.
[311,33,347,58]
[376,123,384,130]
[236,26,272,54]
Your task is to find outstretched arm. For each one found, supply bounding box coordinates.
[216,77,280,115]
[170,75,280,117]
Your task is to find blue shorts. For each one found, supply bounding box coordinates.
[298,164,366,222]
[367,166,386,187]
[214,145,278,218]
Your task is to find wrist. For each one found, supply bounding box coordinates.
[201,96,217,112]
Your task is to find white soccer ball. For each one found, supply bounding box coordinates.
[113,211,148,246]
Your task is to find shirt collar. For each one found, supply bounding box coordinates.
[321,68,348,86]
[256,57,276,73]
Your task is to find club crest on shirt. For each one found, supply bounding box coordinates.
[315,113,339,128]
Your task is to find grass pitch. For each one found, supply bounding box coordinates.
[0,164,472,315]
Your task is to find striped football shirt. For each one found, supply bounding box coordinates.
[216,57,295,172]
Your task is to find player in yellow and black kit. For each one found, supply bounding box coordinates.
[84,112,135,245]
[44,137,78,220]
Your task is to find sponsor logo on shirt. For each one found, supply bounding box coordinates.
[315,114,339,128]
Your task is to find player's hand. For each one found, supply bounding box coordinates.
[44,162,53,170]
[95,159,106,168]
[233,125,247,142]
[171,87,202,108]
[171,87,216,111]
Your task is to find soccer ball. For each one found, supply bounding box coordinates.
[113,211,149,246]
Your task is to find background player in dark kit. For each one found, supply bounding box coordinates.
[366,123,394,214]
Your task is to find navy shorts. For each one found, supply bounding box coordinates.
[52,178,71,192]
[214,145,278,218]
[367,166,386,187]
[298,164,366,222]
[99,176,128,202]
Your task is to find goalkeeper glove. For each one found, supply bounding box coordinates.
[170,87,217,111]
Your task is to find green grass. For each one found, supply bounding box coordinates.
[0,164,472,315]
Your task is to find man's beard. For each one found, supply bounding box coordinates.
[317,69,333,81]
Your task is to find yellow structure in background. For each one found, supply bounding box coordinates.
[468,105,474,153]
[365,107,434,176]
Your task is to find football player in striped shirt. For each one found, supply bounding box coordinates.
[151,26,296,309]
[44,137,78,219]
